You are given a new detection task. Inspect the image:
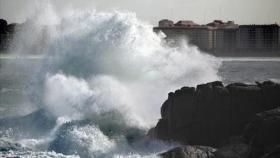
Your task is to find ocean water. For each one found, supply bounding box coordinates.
[1,58,280,119]
[0,4,280,158]
[1,58,280,158]
[219,58,280,84]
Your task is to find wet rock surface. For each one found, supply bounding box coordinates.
[244,107,280,158]
[159,145,216,158]
[151,81,280,158]
[153,81,280,146]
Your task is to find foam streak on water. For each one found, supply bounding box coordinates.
[0,2,221,158]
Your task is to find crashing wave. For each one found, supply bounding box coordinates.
[0,2,221,157]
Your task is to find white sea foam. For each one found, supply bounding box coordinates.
[34,9,221,126]
[0,150,79,158]
[0,2,221,157]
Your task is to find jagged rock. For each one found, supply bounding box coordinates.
[244,107,280,158]
[154,119,169,140]
[152,81,280,146]
[0,19,20,51]
[261,146,280,158]
[159,145,216,158]
[214,137,251,158]
[195,81,231,145]
[226,83,264,134]
[259,81,280,109]
[0,19,10,51]
[0,19,8,34]
[214,107,280,158]
[146,127,156,139]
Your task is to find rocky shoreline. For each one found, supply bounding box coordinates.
[149,80,280,158]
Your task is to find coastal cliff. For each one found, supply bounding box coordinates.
[150,81,280,158]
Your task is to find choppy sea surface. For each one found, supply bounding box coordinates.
[2,57,279,119]
[1,57,280,158]
[218,57,280,83]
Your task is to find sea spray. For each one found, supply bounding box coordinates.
[35,10,221,125]
[0,2,221,157]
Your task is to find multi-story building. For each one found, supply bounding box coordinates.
[155,20,211,51]
[154,19,280,56]
[239,25,279,52]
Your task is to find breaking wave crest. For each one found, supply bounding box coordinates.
[0,2,221,157]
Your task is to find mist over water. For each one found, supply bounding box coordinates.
[0,3,221,157]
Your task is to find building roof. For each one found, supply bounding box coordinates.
[239,24,279,28]
[207,20,239,29]
[175,20,199,27]
[155,19,280,30]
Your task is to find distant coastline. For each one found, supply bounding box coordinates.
[154,19,280,57]
[1,18,280,57]
[0,19,20,53]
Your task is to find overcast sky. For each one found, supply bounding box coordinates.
[0,0,280,25]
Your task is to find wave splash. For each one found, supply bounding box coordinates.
[1,3,221,158]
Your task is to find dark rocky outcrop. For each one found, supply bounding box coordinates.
[213,107,280,158]
[0,18,20,52]
[261,146,280,158]
[0,19,8,34]
[214,137,251,158]
[159,145,216,158]
[244,107,280,158]
[158,106,280,158]
[152,81,280,146]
